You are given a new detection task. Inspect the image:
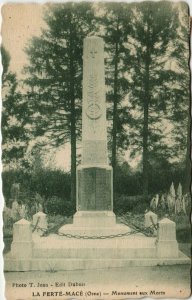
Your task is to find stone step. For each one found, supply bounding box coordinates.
[73,211,116,227]
[33,233,156,248]
[58,224,131,236]
[4,251,190,272]
[33,247,157,259]
[32,234,157,259]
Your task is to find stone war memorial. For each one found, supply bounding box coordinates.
[4,36,190,272]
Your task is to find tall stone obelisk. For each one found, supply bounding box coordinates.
[82,36,107,165]
[59,36,117,235]
[77,36,113,212]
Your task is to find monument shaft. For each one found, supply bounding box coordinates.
[82,37,108,165]
[77,36,113,211]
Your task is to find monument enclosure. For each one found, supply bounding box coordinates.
[2,2,191,300]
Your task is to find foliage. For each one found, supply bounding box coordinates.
[24,3,96,203]
[45,196,75,216]
[2,158,187,218]
[95,3,132,181]
[1,46,30,165]
[172,214,191,243]
[122,2,189,196]
[1,46,11,78]
[114,159,186,195]
[166,6,191,193]
[149,180,190,217]
[114,194,150,215]
[2,168,71,206]
[115,163,142,195]
[24,3,95,145]
[30,169,71,200]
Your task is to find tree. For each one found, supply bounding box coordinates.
[166,3,190,193]
[2,46,10,78]
[24,3,95,203]
[1,46,30,167]
[123,2,183,197]
[95,3,132,187]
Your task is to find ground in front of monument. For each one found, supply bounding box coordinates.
[4,264,191,300]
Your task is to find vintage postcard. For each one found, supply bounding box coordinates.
[1,1,191,300]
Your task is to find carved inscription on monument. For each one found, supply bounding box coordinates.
[86,74,102,120]
[77,167,112,211]
[78,168,96,210]
[96,168,107,210]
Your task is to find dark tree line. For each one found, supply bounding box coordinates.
[24,3,96,204]
[1,46,30,165]
[2,2,190,200]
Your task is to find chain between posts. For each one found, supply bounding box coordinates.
[32,216,40,233]
[31,216,158,239]
[150,215,158,230]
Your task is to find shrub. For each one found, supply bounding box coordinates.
[2,168,71,203]
[45,196,75,216]
[114,194,150,215]
[30,169,71,200]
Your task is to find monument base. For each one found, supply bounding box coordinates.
[4,215,190,272]
[73,211,116,226]
[4,233,190,271]
[59,211,130,236]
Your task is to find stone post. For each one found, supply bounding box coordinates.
[156,218,178,258]
[11,219,33,258]
[144,211,158,228]
[32,211,48,235]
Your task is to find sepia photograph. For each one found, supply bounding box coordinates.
[1,1,191,299]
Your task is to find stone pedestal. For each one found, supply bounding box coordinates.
[11,219,33,258]
[156,218,178,258]
[32,211,48,235]
[73,211,115,226]
[59,211,130,236]
[77,165,112,211]
[144,211,157,230]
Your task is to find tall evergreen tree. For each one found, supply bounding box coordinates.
[95,3,131,187]
[167,4,190,193]
[24,3,95,203]
[123,2,182,197]
[1,46,30,167]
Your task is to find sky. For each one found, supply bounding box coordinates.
[1,1,191,76]
[1,3,45,76]
[1,3,72,170]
